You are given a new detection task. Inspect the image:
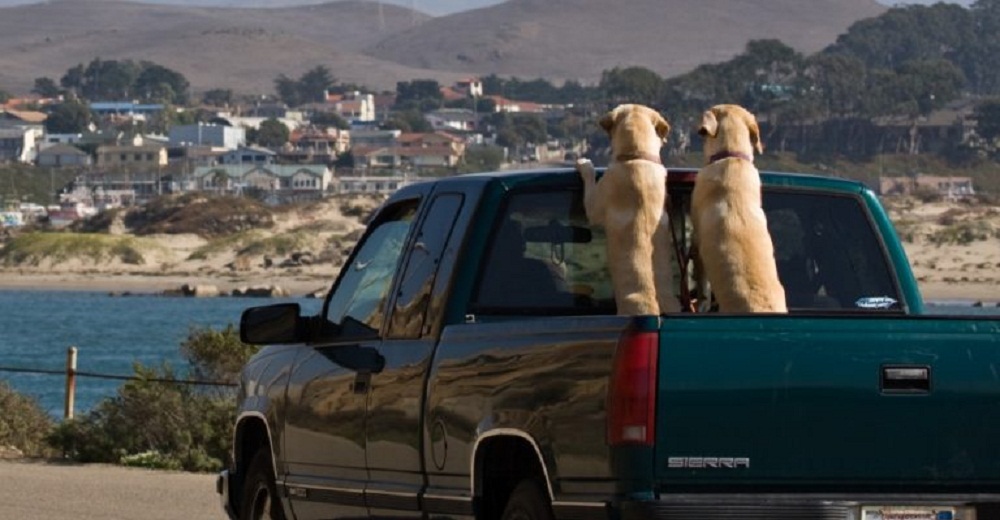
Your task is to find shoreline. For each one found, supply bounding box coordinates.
[0,271,333,297]
[0,271,997,306]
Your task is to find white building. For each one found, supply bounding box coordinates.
[169,123,245,150]
[0,125,44,163]
[426,108,478,132]
[192,164,332,203]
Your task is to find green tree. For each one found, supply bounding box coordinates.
[298,66,336,103]
[0,88,11,104]
[487,112,547,148]
[974,99,1000,142]
[274,66,337,107]
[45,100,92,133]
[600,66,665,105]
[274,74,302,107]
[962,0,1000,94]
[83,58,141,99]
[311,110,350,129]
[826,4,972,70]
[395,79,443,111]
[801,53,867,118]
[32,77,62,98]
[202,89,233,107]
[255,118,290,147]
[459,145,505,173]
[383,109,432,133]
[135,62,190,104]
[59,64,85,93]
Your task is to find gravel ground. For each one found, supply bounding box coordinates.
[0,459,223,520]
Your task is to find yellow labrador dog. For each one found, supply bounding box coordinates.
[691,104,786,313]
[576,104,679,315]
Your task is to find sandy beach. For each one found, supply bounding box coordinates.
[0,270,334,296]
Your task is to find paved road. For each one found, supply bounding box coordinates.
[0,459,223,519]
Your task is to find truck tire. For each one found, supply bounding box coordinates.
[240,449,286,520]
[501,479,554,520]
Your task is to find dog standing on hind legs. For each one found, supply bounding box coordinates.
[690,104,787,313]
[577,103,679,316]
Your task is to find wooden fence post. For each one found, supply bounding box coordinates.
[64,346,77,420]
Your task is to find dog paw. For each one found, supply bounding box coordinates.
[576,158,596,184]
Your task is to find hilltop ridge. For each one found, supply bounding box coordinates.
[0,0,884,95]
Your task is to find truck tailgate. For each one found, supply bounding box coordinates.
[655,315,1000,487]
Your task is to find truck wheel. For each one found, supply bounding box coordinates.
[501,479,553,520]
[240,449,286,520]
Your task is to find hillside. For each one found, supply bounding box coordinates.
[365,0,887,83]
[0,0,462,94]
[0,0,885,96]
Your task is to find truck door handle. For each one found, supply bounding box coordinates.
[881,365,930,394]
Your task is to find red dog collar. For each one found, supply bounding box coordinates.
[708,150,754,164]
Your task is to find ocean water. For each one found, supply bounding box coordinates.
[0,290,996,418]
[0,290,323,417]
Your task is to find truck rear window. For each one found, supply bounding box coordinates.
[469,187,901,315]
[764,190,901,311]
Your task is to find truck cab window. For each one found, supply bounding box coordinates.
[764,191,901,311]
[325,201,418,336]
[472,189,616,315]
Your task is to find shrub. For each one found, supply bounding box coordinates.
[927,221,993,246]
[0,232,154,266]
[0,381,56,458]
[913,186,943,203]
[47,324,259,472]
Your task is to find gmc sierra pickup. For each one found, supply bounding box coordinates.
[217,167,1000,520]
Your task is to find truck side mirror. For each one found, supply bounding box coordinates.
[240,303,305,345]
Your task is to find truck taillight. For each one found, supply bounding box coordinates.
[607,329,658,446]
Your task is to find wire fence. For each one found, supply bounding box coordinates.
[0,346,236,419]
[0,364,236,386]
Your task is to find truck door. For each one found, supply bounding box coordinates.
[365,191,470,517]
[281,199,419,520]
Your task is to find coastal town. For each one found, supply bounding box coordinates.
[0,76,588,229]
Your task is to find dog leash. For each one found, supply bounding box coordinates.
[665,191,697,313]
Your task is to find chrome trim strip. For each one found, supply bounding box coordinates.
[471,428,554,501]
[422,493,473,502]
[365,489,418,498]
[283,483,363,494]
[552,500,606,508]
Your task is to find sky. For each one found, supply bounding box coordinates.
[0,0,979,17]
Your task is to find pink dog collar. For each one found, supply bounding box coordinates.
[708,150,754,164]
[615,152,662,164]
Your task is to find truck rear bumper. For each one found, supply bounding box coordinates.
[619,493,1000,520]
[216,469,237,520]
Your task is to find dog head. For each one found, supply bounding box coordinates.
[697,104,763,161]
[599,104,670,161]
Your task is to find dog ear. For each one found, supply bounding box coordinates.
[654,113,671,142]
[697,110,717,138]
[599,110,616,135]
[747,116,764,155]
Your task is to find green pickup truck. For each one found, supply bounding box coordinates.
[217,167,1000,520]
